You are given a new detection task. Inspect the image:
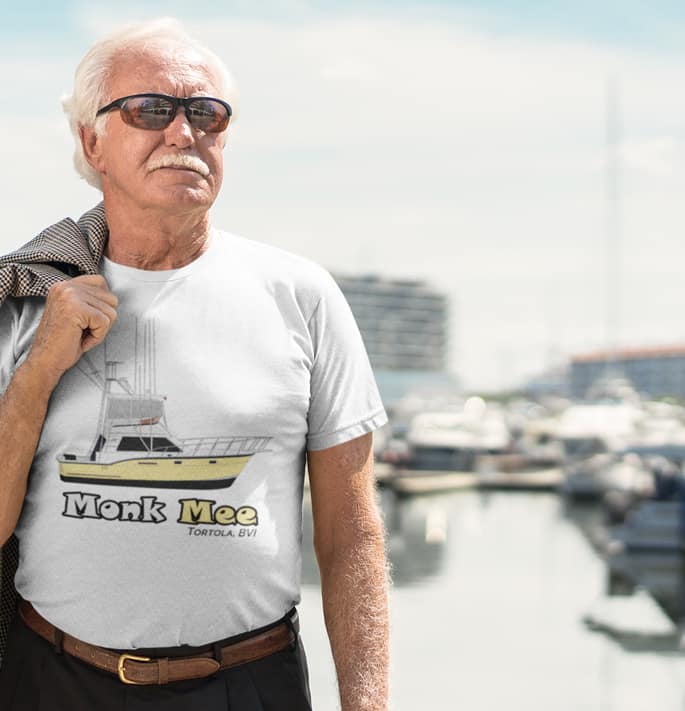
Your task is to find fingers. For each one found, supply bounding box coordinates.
[47,289,118,345]
[69,274,111,289]
[32,276,120,378]
[78,303,117,350]
[81,295,118,326]
[50,276,119,309]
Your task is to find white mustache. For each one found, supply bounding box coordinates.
[147,154,210,177]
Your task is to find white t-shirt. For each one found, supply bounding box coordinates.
[0,229,387,649]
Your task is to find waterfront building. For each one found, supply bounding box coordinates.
[570,345,685,400]
[333,274,456,407]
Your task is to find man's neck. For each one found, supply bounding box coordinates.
[103,203,212,270]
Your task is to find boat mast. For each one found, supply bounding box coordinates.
[604,76,623,384]
[89,341,113,460]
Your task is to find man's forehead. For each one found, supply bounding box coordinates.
[107,42,220,94]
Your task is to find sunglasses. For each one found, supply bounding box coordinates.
[96,93,232,133]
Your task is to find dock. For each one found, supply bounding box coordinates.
[380,465,564,496]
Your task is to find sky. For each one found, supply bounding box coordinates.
[2,1,685,391]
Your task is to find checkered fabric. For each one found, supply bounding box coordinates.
[0,202,108,668]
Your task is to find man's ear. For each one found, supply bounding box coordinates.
[79,124,105,174]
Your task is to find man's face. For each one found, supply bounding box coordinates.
[84,44,226,216]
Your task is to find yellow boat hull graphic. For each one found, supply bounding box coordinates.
[58,455,252,489]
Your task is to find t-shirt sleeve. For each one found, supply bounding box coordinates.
[0,300,20,395]
[305,271,388,451]
[0,297,42,396]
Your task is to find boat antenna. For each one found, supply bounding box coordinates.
[134,316,139,395]
[75,352,105,390]
[152,318,157,394]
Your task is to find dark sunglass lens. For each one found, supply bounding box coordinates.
[123,96,175,129]
[187,98,230,132]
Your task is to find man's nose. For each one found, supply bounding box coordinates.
[164,108,194,147]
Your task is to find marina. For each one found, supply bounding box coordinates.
[300,386,685,709]
[300,490,685,710]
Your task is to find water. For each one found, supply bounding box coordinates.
[298,490,685,710]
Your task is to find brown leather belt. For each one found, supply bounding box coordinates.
[18,599,296,685]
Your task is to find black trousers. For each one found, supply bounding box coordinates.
[0,612,312,711]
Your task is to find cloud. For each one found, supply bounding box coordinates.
[3,9,685,389]
[621,136,680,175]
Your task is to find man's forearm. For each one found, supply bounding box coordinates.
[319,521,390,711]
[0,276,119,546]
[0,359,56,545]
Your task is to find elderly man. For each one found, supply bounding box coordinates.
[0,18,389,711]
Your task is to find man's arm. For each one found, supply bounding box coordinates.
[0,276,118,545]
[0,358,61,545]
[307,432,389,711]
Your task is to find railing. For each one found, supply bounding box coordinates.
[98,435,271,457]
[179,436,272,457]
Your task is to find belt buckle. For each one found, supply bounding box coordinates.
[117,653,153,685]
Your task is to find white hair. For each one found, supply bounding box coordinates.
[62,18,240,190]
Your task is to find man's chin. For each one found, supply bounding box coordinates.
[110,188,215,214]
[163,185,217,209]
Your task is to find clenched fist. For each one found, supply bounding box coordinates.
[27,275,118,388]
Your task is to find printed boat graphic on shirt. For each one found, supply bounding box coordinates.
[58,321,270,489]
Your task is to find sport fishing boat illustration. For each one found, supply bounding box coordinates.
[58,320,270,489]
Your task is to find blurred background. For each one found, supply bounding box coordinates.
[3,1,685,708]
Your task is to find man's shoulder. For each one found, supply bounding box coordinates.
[213,229,337,293]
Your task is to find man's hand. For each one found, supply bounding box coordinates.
[27,275,118,387]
